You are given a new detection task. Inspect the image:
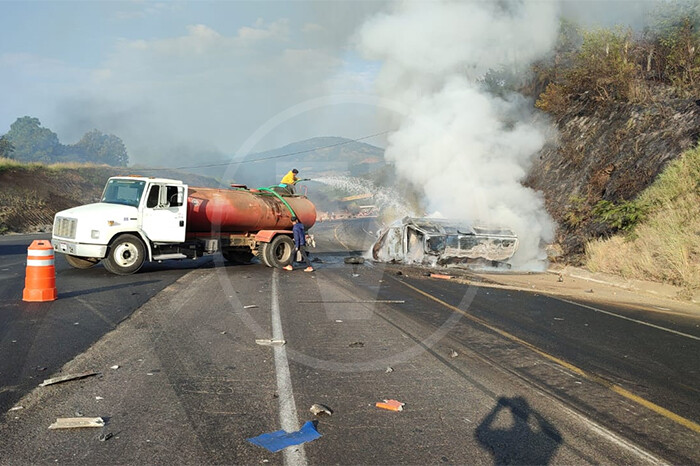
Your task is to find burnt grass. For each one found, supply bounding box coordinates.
[526,95,700,263]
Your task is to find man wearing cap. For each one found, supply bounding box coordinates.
[284,216,314,272]
[280,168,299,194]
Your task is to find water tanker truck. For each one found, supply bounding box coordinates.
[51,176,316,275]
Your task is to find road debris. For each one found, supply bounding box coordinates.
[256,339,286,346]
[95,396,104,400]
[344,256,365,265]
[98,432,113,442]
[558,273,564,282]
[430,273,453,280]
[335,320,343,323]
[243,305,259,309]
[376,399,405,412]
[349,342,365,348]
[39,371,100,387]
[9,406,24,412]
[110,365,119,370]
[220,331,227,335]
[385,367,394,373]
[49,417,105,429]
[247,420,321,452]
[554,317,564,321]
[450,350,459,358]
[310,403,333,416]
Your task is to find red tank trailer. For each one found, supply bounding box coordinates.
[186,187,317,233]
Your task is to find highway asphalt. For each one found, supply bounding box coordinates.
[0,220,698,464]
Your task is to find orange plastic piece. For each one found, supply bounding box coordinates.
[22,240,57,302]
[429,273,453,280]
[375,399,405,411]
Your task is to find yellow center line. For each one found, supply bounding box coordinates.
[398,279,700,434]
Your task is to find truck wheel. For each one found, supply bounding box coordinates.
[103,234,145,275]
[257,247,272,267]
[65,255,100,269]
[262,235,294,268]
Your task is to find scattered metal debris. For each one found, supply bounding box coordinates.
[110,365,119,370]
[256,339,286,346]
[98,432,113,442]
[376,399,405,412]
[8,406,23,412]
[309,403,333,416]
[385,367,394,373]
[39,372,100,387]
[220,331,227,335]
[95,396,104,400]
[344,256,365,265]
[554,317,564,321]
[372,217,518,268]
[450,350,459,359]
[349,342,365,348]
[243,305,258,309]
[49,417,105,429]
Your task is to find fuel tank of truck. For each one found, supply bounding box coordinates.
[186,186,317,233]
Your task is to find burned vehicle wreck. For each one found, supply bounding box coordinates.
[372,217,519,268]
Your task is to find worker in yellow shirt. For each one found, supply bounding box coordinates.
[280,168,299,194]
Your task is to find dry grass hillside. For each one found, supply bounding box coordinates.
[0,158,219,234]
[585,145,700,297]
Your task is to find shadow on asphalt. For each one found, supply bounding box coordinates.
[475,396,562,465]
[58,280,162,298]
[0,244,32,256]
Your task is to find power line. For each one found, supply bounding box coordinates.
[145,130,391,172]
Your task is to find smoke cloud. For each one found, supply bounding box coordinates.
[357,0,561,268]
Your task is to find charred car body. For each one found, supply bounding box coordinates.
[372,217,518,268]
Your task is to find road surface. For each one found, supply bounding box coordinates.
[0,220,698,464]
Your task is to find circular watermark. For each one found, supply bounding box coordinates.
[209,93,479,372]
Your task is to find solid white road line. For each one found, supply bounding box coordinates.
[271,269,308,466]
[556,297,700,341]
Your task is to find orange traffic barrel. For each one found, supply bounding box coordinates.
[22,240,57,302]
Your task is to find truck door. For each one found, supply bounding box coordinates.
[141,184,187,243]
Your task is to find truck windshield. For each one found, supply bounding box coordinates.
[101,179,146,207]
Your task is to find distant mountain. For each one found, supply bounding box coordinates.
[218,136,386,188]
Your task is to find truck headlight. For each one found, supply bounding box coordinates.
[91,230,100,239]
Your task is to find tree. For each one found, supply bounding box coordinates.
[0,135,14,159]
[73,129,129,166]
[5,116,60,163]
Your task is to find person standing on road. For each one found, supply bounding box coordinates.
[280,168,299,195]
[284,216,314,272]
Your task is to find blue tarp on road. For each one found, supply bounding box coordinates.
[247,421,321,452]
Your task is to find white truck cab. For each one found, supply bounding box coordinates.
[52,176,188,274]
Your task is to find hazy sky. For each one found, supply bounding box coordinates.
[0,0,658,168]
[0,0,389,166]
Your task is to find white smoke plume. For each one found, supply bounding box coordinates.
[357,0,561,269]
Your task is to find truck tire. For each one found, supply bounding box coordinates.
[65,255,100,269]
[261,235,294,268]
[103,234,146,275]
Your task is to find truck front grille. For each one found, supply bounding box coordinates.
[53,217,77,239]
